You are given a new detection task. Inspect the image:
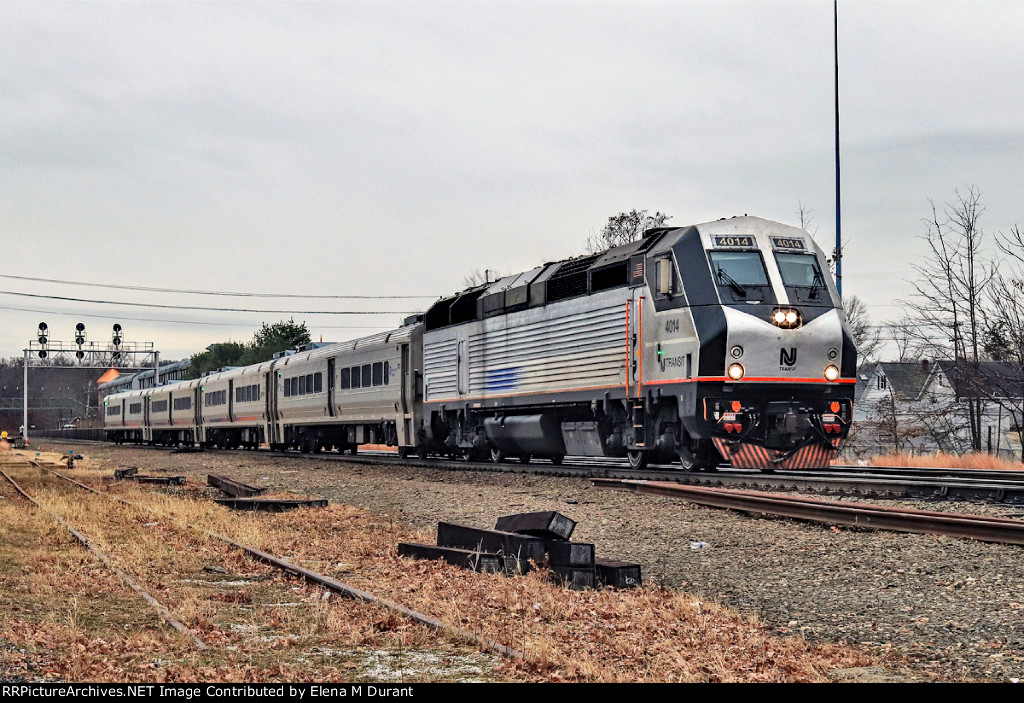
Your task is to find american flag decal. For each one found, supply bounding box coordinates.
[633,261,644,278]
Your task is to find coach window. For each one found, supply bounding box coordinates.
[362,364,372,388]
[306,374,315,394]
[341,368,350,389]
[372,362,383,386]
[383,361,389,385]
[299,375,306,395]
[351,366,361,388]
[314,372,322,393]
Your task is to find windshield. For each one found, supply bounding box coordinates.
[776,253,824,287]
[709,251,769,285]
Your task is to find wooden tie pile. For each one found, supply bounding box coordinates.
[399,510,641,590]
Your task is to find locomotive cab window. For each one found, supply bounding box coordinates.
[776,252,827,302]
[708,250,770,301]
[656,257,674,296]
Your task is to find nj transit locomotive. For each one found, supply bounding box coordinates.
[103,216,855,471]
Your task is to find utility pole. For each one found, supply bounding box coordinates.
[834,0,843,298]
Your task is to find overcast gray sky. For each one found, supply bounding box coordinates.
[2,0,1023,363]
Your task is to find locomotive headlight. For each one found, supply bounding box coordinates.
[730,345,744,359]
[771,307,802,329]
[824,365,840,381]
[727,363,745,380]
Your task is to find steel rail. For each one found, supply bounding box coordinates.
[36,463,527,662]
[34,437,1024,502]
[0,464,208,650]
[593,479,1024,546]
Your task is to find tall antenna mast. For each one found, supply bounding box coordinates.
[834,0,843,298]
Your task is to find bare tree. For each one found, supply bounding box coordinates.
[461,269,501,288]
[900,186,994,450]
[886,317,923,362]
[584,209,671,253]
[797,200,819,237]
[842,295,882,361]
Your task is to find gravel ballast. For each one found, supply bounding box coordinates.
[43,441,1024,682]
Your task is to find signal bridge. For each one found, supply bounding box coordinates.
[21,322,160,444]
[26,339,157,368]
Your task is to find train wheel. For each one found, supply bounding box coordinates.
[626,450,648,470]
[417,444,429,460]
[490,447,505,463]
[550,454,564,465]
[518,454,532,464]
[398,446,409,459]
[349,445,359,455]
[677,447,697,472]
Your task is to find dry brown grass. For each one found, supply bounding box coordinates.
[0,462,500,683]
[0,451,884,682]
[866,451,1024,471]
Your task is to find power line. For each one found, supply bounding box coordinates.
[0,273,437,299]
[0,291,419,315]
[0,304,394,330]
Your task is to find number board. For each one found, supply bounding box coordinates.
[712,235,755,248]
[771,237,805,250]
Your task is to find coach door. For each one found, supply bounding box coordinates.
[265,371,279,445]
[228,380,235,422]
[143,395,151,442]
[327,359,336,417]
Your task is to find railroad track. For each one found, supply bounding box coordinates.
[1,454,525,662]
[38,437,1024,504]
[593,479,1024,546]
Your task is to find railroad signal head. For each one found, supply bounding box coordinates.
[37,350,47,359]
[75,322,86,346]
[75,350,84,360]
[112,324,122,346]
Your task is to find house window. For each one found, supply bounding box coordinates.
[877,374,887,390]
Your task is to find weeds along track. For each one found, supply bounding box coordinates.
[31,461,526,663]
[0,450,885,682]
[0,453,510,683]
[11,456,522,654]
[0,465,208,650]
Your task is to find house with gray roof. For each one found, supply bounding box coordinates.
[846,360,1024,460]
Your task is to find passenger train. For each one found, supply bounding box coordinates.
[103,216,856,471]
